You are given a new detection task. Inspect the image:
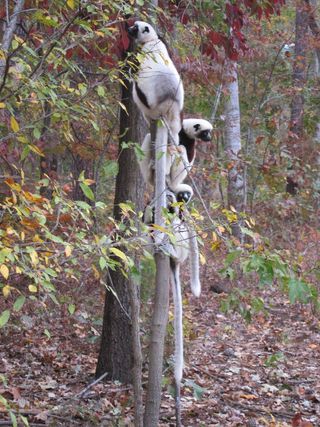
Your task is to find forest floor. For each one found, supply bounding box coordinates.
[0,217,319,426]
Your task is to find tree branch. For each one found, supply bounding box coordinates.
[0,0,25,80]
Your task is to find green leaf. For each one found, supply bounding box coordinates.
[0,396,7,409]
[45,232,64,243]
[80,183,95,201]
[33,127,41,139]
[95,201,107,209]
[99,256,107,270]
[21,145,31,161]
[13,295,26,312]
[97,85,105,96]
[68,304,76,315]
[0,310,10,327]
[225,250,241,265]
[264,351,284,367]
[76,201,91,211]
[102,160,118,178]
[90,120,99,131]
[20,414,29,426]
[9,411,17,427]
[49,293,59,305]
[288,278,311,304]
[44,329,51,339]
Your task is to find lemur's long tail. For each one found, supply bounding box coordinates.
[170,258,183,384]
[188,227,201,297]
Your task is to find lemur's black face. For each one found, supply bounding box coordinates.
[193,124,212,142]
[198,129,212,141]
[176,191,192,204]
[128,23,151,39]
[128,24,139,38]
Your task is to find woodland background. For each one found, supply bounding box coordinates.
[0,0,319,426]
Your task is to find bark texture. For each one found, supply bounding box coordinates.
[290,1,308,141]
[95,69,146,384]
[0,0,25,82]
[287,1,309,194]
[224,60,244,238]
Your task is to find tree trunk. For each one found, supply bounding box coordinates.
[224,60,244,240]
[287,0,309,194]
[95,51,147,386]
[143,123,170,427]
[0,0,25,84]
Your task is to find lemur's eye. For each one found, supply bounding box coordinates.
[193,124,201,131]
[142,26,150,33]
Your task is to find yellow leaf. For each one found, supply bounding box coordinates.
[10,116,20,132]
[28,284,37,293]
[110,247,128,262]
[6,227,14,235]
[2,285,11,298]
[29,144,44,156]
[217,225,225,234]
[151,224,167,233]
[83,179,95,185]
[12,191,17,205]
[0,102,5,108]
[118,101,128,114]
[0,264,9,280]
[92,264,100,280]
[199,253,206,265]
[20,231,25,241]
[249,217,256,226]
[211,241,221,251]
[32,234,43,243]
[65,245,72,257]
[67,0,75,8]
[17,135,27,143]
[15,266,22,274]
[29,250,39,265]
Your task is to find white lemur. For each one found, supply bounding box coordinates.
[127,21,184,146]
[143,185,200,386]
[138,118,213,191]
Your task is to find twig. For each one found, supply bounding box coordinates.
[210,83,223,123]
[75,371,108,398]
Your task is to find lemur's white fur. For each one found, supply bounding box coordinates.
[182,118,213,140]
[188,228,201,297]
[138,118,213,191]
[128,21,184,146]
[143,186,200,385]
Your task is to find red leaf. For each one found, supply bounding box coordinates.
[209,31,224,45]
[292,412,314,427]
[119,23,130,53]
